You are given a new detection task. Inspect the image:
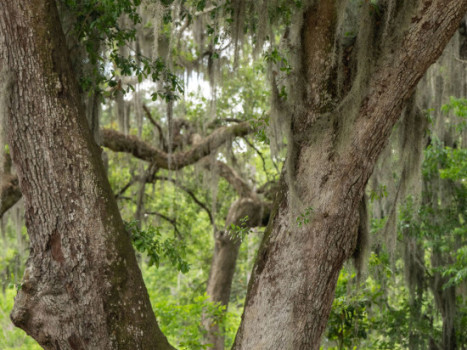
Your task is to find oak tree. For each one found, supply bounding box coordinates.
[1,0,466,349]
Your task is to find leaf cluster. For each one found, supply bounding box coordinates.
[125,220,190,273]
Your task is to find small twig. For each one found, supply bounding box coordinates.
[115,177,138,199]
[242,136,271,180]
[145,210,182,239]
[155,176,214,224]
[135,163,159,227]
[142,104,167,151]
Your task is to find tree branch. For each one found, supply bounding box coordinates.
[154,176,214,225]
[145,211,182,239]
[115,177,137,199]
[142,104,167,152]
[101,122,252,170]
[353,0,467,161]
[203,160,253,198]
[242,136,274,178]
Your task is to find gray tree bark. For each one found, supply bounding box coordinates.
[232,1,467,349]
[0,0,174,348]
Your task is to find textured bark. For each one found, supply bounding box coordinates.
[0,1,174,349]
[232,1,467,349]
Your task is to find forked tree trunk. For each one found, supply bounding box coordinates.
[1,0,466,349]
[0,1,174,349]
[233,1,467,349]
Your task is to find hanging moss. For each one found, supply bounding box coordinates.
[353,195,369,279]
[144,0,165,60]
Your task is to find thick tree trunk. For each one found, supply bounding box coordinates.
[0,1,174,349]
[232,1,467,349]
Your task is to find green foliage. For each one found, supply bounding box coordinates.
[420,131,467,290]
[264,47,292,75]
[439,147,467,182]
[125,220,189,273]
[228,216,251,241]
[442,245,467,288]
[63,0,141,53]
[326,270,371,349]
[0,216,37,349]
[153,293,225,350]
[296,206,313,227]
[422,136,467,184]
[110,54,184,102]
[250,112,270,144]
[62,0,183,100]
[324,98,467,348]
[441,96,467,131]
[369,184,388,202]
[0,287,42,350]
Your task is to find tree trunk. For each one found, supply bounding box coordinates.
[205,197,266,350]
[0,1,174,349]
[232,1,467,349]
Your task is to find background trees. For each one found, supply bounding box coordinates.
[0,0,466,349]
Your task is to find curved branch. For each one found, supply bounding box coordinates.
[204,160,253,198]
[1,135,257,219]
[3,125,257,218]
[101,122,252,170]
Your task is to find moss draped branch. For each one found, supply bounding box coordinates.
[101,122,252,170]
[0,123,254,217]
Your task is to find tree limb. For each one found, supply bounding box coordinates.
[203,160,253,198]
[101,122,252,170]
